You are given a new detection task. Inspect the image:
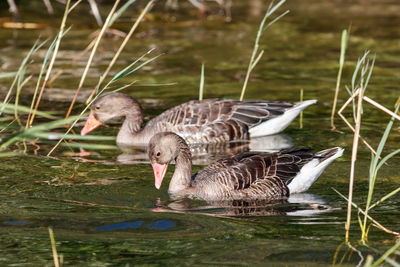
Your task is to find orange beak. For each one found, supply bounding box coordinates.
[81,112,102,135]
[152,162,168,189]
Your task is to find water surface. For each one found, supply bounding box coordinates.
[0,0,399,265]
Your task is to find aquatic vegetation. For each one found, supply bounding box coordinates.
[239,0,288,101]
[0,0,157,154]
[0,0,399,266]
[333,44,400,264]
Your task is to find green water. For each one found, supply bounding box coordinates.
[0,0,399,265]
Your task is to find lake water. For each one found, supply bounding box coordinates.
[0,0,399,265]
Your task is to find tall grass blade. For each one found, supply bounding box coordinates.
[383,257,400,267]
[86,0,155,104]
[48,227,60,267]
[61,142,118,150]
[239,0,287,101]
[30,0,72,125]
[263,10,289,32]
[199,63,205,100]
[0,72,17,79]
[31,132,115,141]
[65,0,121,119]
[1,103,58,120]
[47,50,159,156]
[108,51,160,85]
[362,55,375,94]
[299,88,303,129]
[371,241,400,267]
[109,0,138,26]
[376,148,400,172]
[1,38,44,115]
[28,28,71,127]
[330,29,348,130]
[369,187,400,210]
[345,87,363,241]
[333,188,399,236]
[88,0,103,26]
[361,102,400,239]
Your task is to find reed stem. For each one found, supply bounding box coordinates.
[199,63,205,100]
[299,88,303,129]
[330,29,348,130]
[65,0,121,119]
[29,0,71,126]
[86,0,155,104]
[345,87,363,241]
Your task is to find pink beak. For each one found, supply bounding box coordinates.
[81,112,102,135]
[152,162,168,189]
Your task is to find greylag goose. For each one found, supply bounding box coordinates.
[148,132,343,200]
[81,92,316,146]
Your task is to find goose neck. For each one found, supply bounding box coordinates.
[169,142,192,194]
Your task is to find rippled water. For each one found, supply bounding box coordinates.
[0,0,399,265]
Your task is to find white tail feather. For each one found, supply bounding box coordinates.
[288,147,344,194]
[249,99,317,137]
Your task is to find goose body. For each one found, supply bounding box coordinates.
[81,92,316,146]
[148,132,343,200]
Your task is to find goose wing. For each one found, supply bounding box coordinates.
[147,99,295,142]
[192,148,315,198]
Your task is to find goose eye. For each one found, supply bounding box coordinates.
[156,152,161,157]
[95,105,101,110]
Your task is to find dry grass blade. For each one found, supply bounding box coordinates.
[42,0,54,16]
[363,96,400,121]
[65,0,121,119]
[86,0,155,104]
[48,38,96,86]
[109,0,138,26]
[52,0,136,86]
[47,49,160,156]
[299,88,303,129]
[88,0,103,26]
[199,63,205,100]
[7,0,20,19]
[345,87,363,241]
[29,0,72,126]
[27,31,71,127]
[68,0,84,14]
[338,89,377,155]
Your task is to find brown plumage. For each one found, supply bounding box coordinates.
[81,92,316,146]
[148,132,343,201]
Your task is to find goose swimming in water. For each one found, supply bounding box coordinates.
[148,132,343,200]
[81,92,316,146]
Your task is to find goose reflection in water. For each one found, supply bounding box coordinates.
[116,133,293,165]
[152,193,338,218]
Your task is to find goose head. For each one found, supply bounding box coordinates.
[148,132,182,189]
[81,93,143,135]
